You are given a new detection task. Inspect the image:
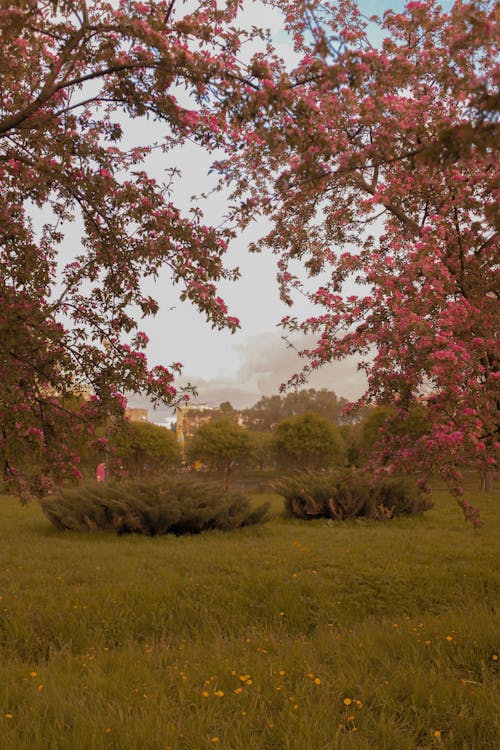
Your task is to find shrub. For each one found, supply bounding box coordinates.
[40,476,270,535]
[276,470,433,521]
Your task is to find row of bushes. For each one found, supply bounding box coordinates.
[277,471,433,521]
[40,470,431,535]
[41,477,270,535]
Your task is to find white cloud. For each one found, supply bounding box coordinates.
[173,330,368,409]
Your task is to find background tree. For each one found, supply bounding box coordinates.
[247,431,275,471]
[356,403,429,465]
[111,420,180,478]
[282,388,349,423]
[0,0,258,496]
[243,395,284,432]
[222,0,499,516]
[217,401,237,420]
[244,388,349,431]
[272,412,345,471]
[186,420,251,485]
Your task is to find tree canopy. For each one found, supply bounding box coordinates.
[244,388,349,430]
[0,0,252,494]
[1,0,497,517]
[219,0,499,516]
[186,420,251,484]
[111,420,180,478]
[272,412,345,471]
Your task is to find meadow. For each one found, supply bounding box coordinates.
[0,488,498,749]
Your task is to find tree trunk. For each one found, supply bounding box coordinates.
[481,470,494,494]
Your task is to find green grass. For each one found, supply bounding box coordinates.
[0,489,498,749]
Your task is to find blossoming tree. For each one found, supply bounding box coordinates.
[0,0,254,495]
[220,0,498,517]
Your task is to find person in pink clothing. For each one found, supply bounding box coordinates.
[96,462,106,482]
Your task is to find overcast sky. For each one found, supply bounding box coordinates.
[132,0,414,410]
[57,1,452,412]
[137,0,448,408]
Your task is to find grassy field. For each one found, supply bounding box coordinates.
[0,488,498,749]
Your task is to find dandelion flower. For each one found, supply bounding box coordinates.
[433,729,442,738]
[30,672,37,678]
[314,677,321,685]
[446,635,453,642]
[344,698,352,706]
[214,690,224,697]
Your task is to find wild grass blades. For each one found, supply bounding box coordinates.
[0,490,498,749]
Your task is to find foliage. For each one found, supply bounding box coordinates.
[111,420,180,478]
[356,403,430,463]
[40,476,270,535]
[221,0,499,517]
[339,422,362,467]
[186,420,251,483]
[247,431,276,471]
[277,469,433,521]
[272,412,345,471]
[0,0,258,495]
[243,388,350,431]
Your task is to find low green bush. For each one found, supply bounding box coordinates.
[276,470,433,520]
[40,476,271,535]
